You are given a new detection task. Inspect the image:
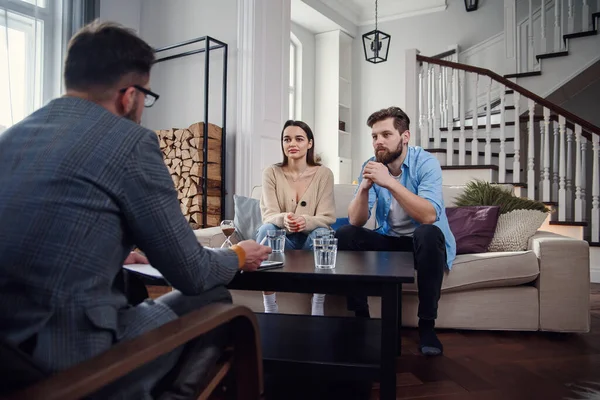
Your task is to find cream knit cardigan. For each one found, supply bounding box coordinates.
[259,165,336,233]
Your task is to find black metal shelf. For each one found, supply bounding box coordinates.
[153,36,228,226]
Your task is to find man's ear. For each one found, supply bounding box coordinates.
[403,130,411,145]
[118,87,136,115]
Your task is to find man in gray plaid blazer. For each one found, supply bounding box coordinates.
[0,21,271,399]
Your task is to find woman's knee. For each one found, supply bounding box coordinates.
[255,223,279,241]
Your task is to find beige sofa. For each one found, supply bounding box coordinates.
[194,185,590,333]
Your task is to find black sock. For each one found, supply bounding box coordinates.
[418,319,443,356]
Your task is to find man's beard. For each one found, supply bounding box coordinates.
[375,142,403,164]
[124,98,141,124]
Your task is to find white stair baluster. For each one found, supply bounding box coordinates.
[566,126,574,219]
[541,0,547,54]
[446,67,454,166]
[471,74,479,165]
[433,65,442,148]
[420,63,428,148]
[441,67,448,130]
[592,134,599,242]
[499,86,507,182]
[567,0,574,34]
[527,99,536,199]
[558,115,567,221]
[459,70,466,165]
[428,64,435,147]
[552,120,560,201]
[543,108,551,201]
[574,124,583,221]
[485,77,492,165]
[581,137,587,221]
[554,0,562,51]
[583,0,590,30]
[539,120,545,200]
[513,91,521,183]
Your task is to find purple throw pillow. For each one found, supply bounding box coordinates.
[445,206,501,255]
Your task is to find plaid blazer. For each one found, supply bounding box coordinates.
[0,97,239,397]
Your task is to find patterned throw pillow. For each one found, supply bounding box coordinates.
[487,209,549,252]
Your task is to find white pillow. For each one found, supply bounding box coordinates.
[487,209,548,252]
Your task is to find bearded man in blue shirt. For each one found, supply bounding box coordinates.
[336,106,456,356]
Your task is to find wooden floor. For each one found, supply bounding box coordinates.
[367,284,600,400]
[149,285,600,400]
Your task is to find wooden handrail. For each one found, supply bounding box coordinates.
[431,48,457,60]
[417,54,600,141]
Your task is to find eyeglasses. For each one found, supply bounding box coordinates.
[119,85,160,108]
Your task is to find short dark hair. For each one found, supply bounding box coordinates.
[367,106,410,133]
[278,120,320,167]
[64,20,155,92]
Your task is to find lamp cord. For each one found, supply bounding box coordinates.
[375,0,378,31]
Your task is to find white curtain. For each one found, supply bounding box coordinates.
[0,0,97,135]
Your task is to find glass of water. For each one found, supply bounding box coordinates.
[313,238,338,269]
[266,229,286,253]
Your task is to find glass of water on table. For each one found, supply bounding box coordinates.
[313,236,338,270]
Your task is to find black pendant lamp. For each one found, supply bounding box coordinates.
[362,0,390,64]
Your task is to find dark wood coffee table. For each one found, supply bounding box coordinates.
[227,250,415,400]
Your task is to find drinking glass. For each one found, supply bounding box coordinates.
[313,238,338,269]
[266,229,286,253]
[220,220,235,248]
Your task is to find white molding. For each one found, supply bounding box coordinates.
[235,0,256,197]
[358,5,448,26]
[592,267,600,284]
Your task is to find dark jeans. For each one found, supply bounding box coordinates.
[335,224,446,320]
[107,276,234,400]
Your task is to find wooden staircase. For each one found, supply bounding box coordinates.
[404,4,600,245]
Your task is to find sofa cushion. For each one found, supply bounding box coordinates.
[233,194,262,240]
[404,250,539,293]
[446,206,500,254]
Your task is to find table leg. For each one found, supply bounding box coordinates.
[380,283,398,400]
[397,283,402,356]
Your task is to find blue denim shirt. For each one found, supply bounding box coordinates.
[357,146,456,269]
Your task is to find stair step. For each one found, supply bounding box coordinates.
[505,90,514,95]
[536,51,569,60]
[543,201,559,206]
[442,165,498,171]
[426,149,515,158]
[429,137,515,143]
[589,241,600,247]
[549,220,588,227]
[504,71,542,79]
[493,181,528,188]
[564,30,597,40]
[441,122,516,131]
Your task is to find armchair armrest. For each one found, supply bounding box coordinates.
[6,304,262,400]
[528,230,590,332]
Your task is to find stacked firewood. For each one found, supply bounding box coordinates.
[156,122,222,229]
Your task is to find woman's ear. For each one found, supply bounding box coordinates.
[308,139,313,149]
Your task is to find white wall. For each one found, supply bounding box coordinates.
[291,22,316,129]
[99,0,142,32]
[351,0,505,178]
[101,0,238,218]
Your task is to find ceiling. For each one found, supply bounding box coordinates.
[291,0,345,34]
[292,0,447,32]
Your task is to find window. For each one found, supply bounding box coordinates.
[289,33,302,121]
[289,41,296,120]
[0,0,61,133]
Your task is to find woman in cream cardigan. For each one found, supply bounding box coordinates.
[256,120,335,316]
